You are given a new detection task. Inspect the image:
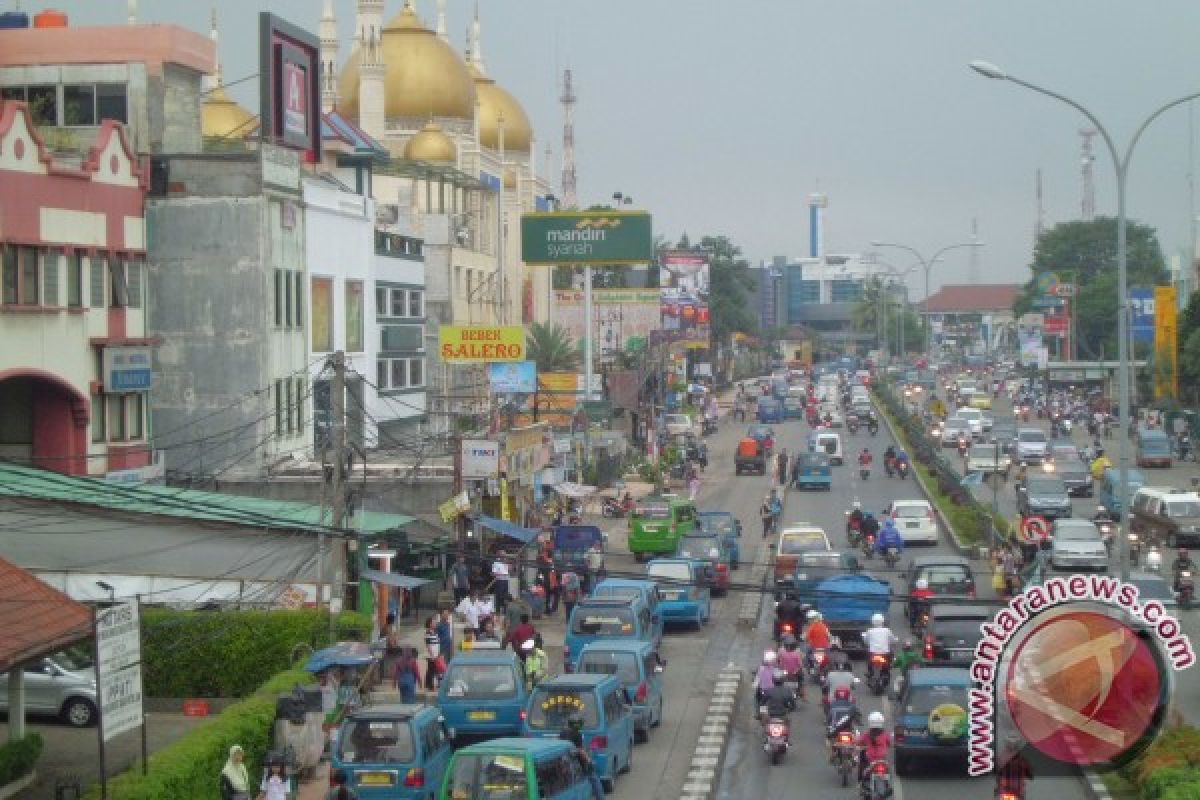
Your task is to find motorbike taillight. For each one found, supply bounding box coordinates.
[999,793,1020,800]
[767,723,786,737]
[872,761,890,775]
[836,732,853,744]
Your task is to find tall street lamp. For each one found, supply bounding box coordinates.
[870,240,983,358]
[970,59,1200,582]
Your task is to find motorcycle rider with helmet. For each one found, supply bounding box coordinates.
[1172,548,1196,593]
[754,650,779,706]
[847,501,865,536]
[860,511,881,545]
[805,610,833,654]
[883,445,897,478]
[862,614,899,683]
[777,633,806,701]
[876,518,906,559]
[856,711,894,787]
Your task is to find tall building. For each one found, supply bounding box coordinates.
[770,254,897,351]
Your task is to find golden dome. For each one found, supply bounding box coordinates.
[201,85,258,139]
[404,121,457,162]
[471,65,532,153]
[338,6,476,122]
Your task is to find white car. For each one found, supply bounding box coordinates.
[955,408,984,438]
[967,443,1011,476]
[941,419,971,447]
[889,500,939,545]
[664,413,694,436]
[1050,519,1109,572]
[980,411,994,432]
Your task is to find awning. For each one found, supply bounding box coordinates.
[360,569,433,590]
[549,482,597,499]
[304,642,376,672]
[478,515,540,543]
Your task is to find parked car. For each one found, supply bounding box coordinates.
[576,640,666,743]
[888,499,939,545]
[0,649,97,727]
[894,667,972,775]
[439,738,594,800]
[333,704,452,797]
[1050,518,1109,572]
[1017,474,1072,520]
[1130,487,1200,548]
[923,605,990,666]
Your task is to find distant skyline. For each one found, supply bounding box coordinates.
[34,1,1200,296]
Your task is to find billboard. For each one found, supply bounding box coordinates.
[660,250,711,337]
[553,289,660,357]
[438,326,526,363]
[1130,288,1156,344]
[1018,325,1043,367]
[258,13,321,160]
[461,439,500,479]
[488,361,537,394]
[521,211,653,265]
[1154,285,1178,399]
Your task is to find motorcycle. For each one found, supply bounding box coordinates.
[1177,434,1194,462]
[956,437,969,458]
[808,648,831,690]
[866,653,891,696]
[1020,405,1031,422]
[1178,570,1195,610]
[896,461,910,480]
[868,420,879,437]
[862,759,893,800]
[760,709,790,766]
[860,466,871,481]
[883,456,896,478]
[702,416,718,435]
[845,512,863,545]
[847,418,860,435]
[862,533,877,560]
[883,546,900,569]
[601,497,633,518]
[829,725,859,787]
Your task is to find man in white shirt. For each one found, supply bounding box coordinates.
[861,613,898,682]
[492,556,511,613]
[456,590,484,633]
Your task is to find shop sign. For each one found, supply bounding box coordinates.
[439,326,526,363]
[103,346,153,391]
[461,440,500,479]
[521,211,653,265]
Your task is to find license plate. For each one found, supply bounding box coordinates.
[467,710,497,721]
[906,522,920,529]
[663,590,683,600]
[358,772,395,786]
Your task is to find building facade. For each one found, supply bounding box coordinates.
[0,102,152,476]
[766,253,898,352]
[922,284,1021,353]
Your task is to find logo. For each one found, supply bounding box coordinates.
[574,217,622,230]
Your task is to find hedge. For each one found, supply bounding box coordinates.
[142,608,371,697]
[83,667,312,800]
[0,733,43,785]
[1125,725,1200,799]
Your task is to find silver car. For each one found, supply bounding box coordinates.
[1050,519,1109,572]
[0,650,98,727]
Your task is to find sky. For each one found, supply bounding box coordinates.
[38,0,1200,296]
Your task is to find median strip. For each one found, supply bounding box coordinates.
[679,665,743,800]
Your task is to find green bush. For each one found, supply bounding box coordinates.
[142,608,371,697]
[83,668,312,800]
[0,733,43,784]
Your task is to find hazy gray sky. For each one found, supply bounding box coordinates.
[43,1,1200,294]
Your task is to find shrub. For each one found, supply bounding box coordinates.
[82,667,312,800]
[142,608,371,697]
[0,733,43,785]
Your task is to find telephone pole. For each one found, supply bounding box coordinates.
[327,351,347,640]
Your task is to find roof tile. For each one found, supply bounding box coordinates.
[922,284,1022,313]
[0,556,91,672]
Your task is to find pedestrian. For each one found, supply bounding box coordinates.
[734,395,746,422]
[760,494,775,538]
[688,471,701,501]
[219,745,252,800]
[455,589,484,634]
[423,617,442,691]
[585,544,605,591]
[561,569,582,622]
[259,758,288,800]
[491,554,511,613]
[437,609,454,656]
[449,554,471,605]
[325,769,359,800]
[545,560,561,615]
[776,449,789,486]
[394,647,421,704]
[381,612,403,682]
[478,616,499,643]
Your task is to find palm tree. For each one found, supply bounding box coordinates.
[527,321,581,372]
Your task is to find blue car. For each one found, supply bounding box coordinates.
[437,650,528,741]
[563,597,656,672]
[646,558,712,629]
[439,738,596,799]
[697,511,741,569]
[523,674,636,793]
[590,578,664,647]
[332,704,452,799]
[577,640,666,743]
[793,452,832,491]
[757,397,784,423]
[893,666,971,775]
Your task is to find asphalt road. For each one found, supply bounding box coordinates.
[716,409,1091,800]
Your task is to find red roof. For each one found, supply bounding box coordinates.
[0,556,92,672]
[922,284,1022,313]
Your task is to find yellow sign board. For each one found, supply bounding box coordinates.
[1154,286,1178,400]
[438,326,526,363]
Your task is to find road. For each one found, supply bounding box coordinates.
[716,408,1091,800]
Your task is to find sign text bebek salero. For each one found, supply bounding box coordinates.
[439,325,526,363]
[521,210,653,265]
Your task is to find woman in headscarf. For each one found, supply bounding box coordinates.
[219,744,251,800]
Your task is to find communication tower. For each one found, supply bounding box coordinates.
[1080,129,1097,221]
[560,69,578,209]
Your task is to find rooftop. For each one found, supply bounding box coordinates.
[921,284,1022,313]
[0,556,92,673]
[0,23,214,75]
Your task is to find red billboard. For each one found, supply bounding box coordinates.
[259,13,321,161]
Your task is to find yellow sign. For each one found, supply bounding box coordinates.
[438,325,526,363]
[1154,286,1178,400]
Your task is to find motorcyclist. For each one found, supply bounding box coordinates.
[860,511,881,544]
[754,650,779,705]
[858,448,873,470]
[1172,548,1196,592]
[867,414,879,434]
[805,610,833,654]
[847,501,865,534]
[862,614,898,681]
[883,445,897,477]
[760,678,797,724]
[777,633,806,701]
[774,593,803,640]
[856,711,893,786]
[876,518,906,558]
[892,639,924,675]
[894,448,911,476]
[909,578,934,626]
[1090,449,1113,481]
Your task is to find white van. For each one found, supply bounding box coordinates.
[809,431,844,465]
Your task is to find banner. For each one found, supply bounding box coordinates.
[488,361,537,393]
[660,250,711,336]
[1130,288,1156,344]
[553,289,660,356]
[1018,326,1043,367]
[461,439,500,478]
[521,211,653,264]
[439,325,526,363]
[1154,285,1178,399]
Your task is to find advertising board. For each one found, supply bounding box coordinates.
[461,439,500,479]
[488,361,537,393]
[553,289,659,356]
[439,326,526,363]
[521,211,653,265]
[660,250,711,335]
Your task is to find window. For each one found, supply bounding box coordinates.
[91,395,106,443]
[285,377,295,434]
[408,289,423,318]
[275,379,284,436]
[391,360,408,389]
[19,248,39,305]
[375,287,387,316]
[390,287,407,317]
[63,84,96,126]
[127,261,142,308]
[381,325,422,352]
[0,87,25,102]
[107,395,127,441]
[95,83,128,123]
[66,254,82,307]
[129,394,144,439]
[27,86,56,126]
[42,253,59,306]
[831,280,862,303]
[294,271,304,327]
[274,270,284,326]
[90,258,106,308]
[376,359,388,391]
[109,258,129,307]
[285,271,294,327]
[2,248,16,305]
[311,277,333,351]
[345,280,364,353]
[408,358,423,387]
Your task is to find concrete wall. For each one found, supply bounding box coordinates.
[152,62,203,154]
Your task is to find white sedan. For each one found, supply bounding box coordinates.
[888,500,939,545]
[664,413,694,436]
[820,407,844,427]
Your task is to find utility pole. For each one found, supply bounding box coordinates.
[328,350,347,642]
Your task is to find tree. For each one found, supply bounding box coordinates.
[1015,217,1169,359]
[527,321,581,372]
[852,277,926,356]
[1178,290,1200,402]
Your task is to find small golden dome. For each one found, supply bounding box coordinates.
[471,65,532,153]
[338,5,476,122]
[404,121,457,163]
[201,85,258,139]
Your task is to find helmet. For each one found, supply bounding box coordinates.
[903,639,914,651]
[763,650,777,665]
[853,501,862,510]
[915,579,929,590]
[867,711,885,729]
[871,613,885,627]
[807,610,822,621]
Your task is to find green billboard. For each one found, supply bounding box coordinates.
[521,211,653,265]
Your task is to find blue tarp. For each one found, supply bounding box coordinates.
[815,574,891,621]
[479,515,540,543]
[304,642,376,673]
[360,569,433,590]
[553,525,603,553]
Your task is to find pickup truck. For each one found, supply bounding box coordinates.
[815,573,892,655]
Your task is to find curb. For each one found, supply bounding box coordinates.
[738,563,766,628]
[1079,768,1114,800]
[678,665,743,800]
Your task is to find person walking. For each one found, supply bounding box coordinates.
[776,449,789,487]
[258,758,289,800]
[219,745,252,800]
[449,554,472,605]
[760,493,775,539]
[381,612,403,683]
[688,470,701,501]
[561,569,582,622]
[455,589,484,635]
[542,557,561,615]
[491,554,511,613]
[394,647,421,704]
[422,617,442,692]
[436,609,454,657]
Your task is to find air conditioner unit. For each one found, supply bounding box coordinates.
[375,204,400,227]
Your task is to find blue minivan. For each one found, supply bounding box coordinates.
[439,738,595,799]
[757,396,784,423]
[577,640,666,743]
[698,510,742,568]
[590,578,664,647]
[523,674,636,793]
[563,597,656,672]
[437,650,528,741]
[646,558,712,629]
[1101,466,1146,519]
[893,667,971,776]
[333,704,452,799]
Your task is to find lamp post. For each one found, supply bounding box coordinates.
[970,59,1200,582]
[870,240,984,358]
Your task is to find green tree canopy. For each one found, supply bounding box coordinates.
[852,277,926,356]
[1015,217,1168,359]
[693,234,758,344]
[527,321,581,372]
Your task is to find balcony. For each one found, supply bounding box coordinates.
[374,230,424,260]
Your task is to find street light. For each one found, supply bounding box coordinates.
[970,59,1200,582]
[870,240,984,358]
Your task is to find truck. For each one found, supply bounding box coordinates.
[814,573,892,655]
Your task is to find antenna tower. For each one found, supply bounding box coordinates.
[560,69,577,209]
[968,217,980,283]
[1080,129,1097,221]
[1036,168,1045,241]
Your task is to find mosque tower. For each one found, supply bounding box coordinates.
[319,0,339,113]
